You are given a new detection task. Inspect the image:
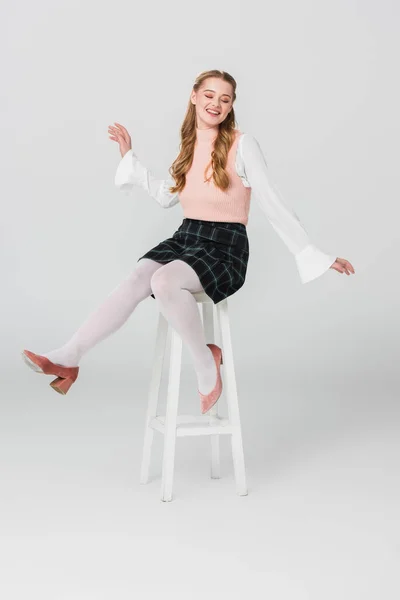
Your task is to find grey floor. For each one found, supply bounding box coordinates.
[1,365,399,600]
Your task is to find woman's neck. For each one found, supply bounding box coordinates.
[195,125,219,143]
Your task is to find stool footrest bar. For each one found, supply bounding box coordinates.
[149,415,233,436]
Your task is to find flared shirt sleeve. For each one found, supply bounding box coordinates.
[114,149,180,209]
[239,134,337,284]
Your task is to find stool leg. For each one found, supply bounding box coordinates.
[202,301,221,479]
[161,329,182,502]
[140,312,168,485]
[218,300,248,496]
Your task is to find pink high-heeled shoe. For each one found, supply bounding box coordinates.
[21,349,79,395]
[199,343,224,414]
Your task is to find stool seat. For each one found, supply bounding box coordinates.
[140,291,248,502]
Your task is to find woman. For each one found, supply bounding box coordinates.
[22,69,355,413]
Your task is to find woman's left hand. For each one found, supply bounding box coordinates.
[330,257,355,276]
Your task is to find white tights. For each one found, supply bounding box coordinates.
[41,259,217,395]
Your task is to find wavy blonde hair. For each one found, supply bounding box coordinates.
[168,69,237,194]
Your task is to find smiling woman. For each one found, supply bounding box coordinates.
[21,68,354,412]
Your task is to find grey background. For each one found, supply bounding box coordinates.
[1,0,399,598]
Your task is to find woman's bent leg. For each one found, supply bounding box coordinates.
[150,260,217,395]
[41,258,163,366]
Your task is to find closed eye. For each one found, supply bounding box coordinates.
[205,94,229,103]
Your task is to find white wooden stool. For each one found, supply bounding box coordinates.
[140,290,248,502]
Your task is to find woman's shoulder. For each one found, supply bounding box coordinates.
[232,129,256,149]
[234,130,265,170]
[236,132,264,158]
[233,130,259,150]
[233,130,255,150]
[233,128,246,138]
[234,129,257,141]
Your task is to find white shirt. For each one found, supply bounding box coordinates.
[114,133,337,284]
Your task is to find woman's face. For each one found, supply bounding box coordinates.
[191,77,234,129]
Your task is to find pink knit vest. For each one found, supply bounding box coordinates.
[178,127,251,226]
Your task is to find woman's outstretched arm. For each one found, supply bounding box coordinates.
[238,133,339,284]
[109,122,179,209]
[114,149,179,209]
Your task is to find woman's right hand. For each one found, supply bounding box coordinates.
[108,122,132,158]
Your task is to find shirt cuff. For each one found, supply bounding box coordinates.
[294,244,337,284]
[114,149,136,188]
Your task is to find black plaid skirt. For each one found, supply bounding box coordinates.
[137,218,250,304]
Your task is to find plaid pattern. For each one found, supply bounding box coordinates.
[137,218,250,304]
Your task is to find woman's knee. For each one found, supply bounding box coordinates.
[150,267,175,299]
[123,264,157,299]
[150,260,204,298]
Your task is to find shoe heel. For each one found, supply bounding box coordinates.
[49,376,75,395]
